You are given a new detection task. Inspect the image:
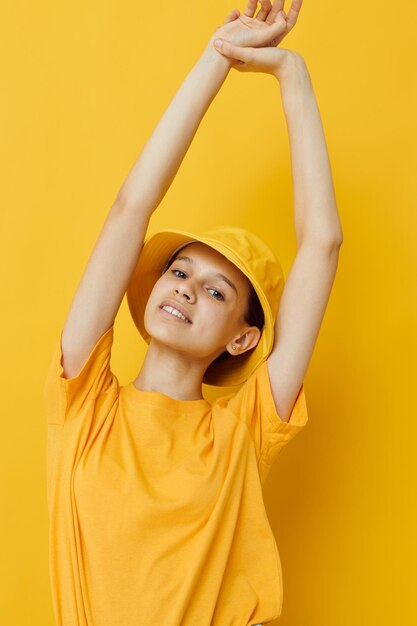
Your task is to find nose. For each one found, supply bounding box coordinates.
[174,285,194,301]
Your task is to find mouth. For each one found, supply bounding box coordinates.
[159,303,192,324]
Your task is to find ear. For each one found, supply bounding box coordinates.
[227,326,261,356]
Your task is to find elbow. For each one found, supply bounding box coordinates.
[333,223,344,247]
[332,230,344,249]
[299,231,344,251]
[327,236,343,254]
[297,216,344,250]
[331,217,344,248]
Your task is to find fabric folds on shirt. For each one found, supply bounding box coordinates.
[44,323,308,626]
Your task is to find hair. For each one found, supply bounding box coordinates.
[244,284,265,335]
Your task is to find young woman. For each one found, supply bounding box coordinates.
[44,1,343,624]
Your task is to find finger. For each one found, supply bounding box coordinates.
[256,0,273,21]
[242,0,259,18]
[271,0,301,45]
[265,0,285,25]
[250,12,286,46]
[223,8,241,24]
[213,39,254,65]
[285,0,303,31]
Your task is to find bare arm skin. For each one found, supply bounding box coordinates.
[267,53,343,421]
[279,53,343,247]
[60,41,232,379]
[211,3,343,423]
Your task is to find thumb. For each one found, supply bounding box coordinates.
[213,38,253,64]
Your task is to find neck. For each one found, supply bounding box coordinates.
[133,339,210,401]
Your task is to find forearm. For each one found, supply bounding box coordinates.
[276,54,343,248]
[117,41,231,214]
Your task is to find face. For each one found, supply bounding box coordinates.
[143,242,261,363]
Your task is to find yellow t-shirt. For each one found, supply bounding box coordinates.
[44,323,308,626]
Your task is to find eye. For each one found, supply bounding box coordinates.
[171,269,225,301]
[208,288,224,301]
[171,269,187,279]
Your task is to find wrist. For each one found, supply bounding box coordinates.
[200,37,234,74]
[275,52,313,107]
[274,50,309,85]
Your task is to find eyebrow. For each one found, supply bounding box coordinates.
[172,255,238,295]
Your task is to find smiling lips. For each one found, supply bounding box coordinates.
[160,304,192,324]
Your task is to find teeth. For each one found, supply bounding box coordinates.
[162,305,190,323]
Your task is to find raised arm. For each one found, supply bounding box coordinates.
[278,54,343,247]
[117,2,288,211]
[212,1,343,422]
[265,53,343,421]
[60,37,233,379]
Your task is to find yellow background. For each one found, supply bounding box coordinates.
[1,0,416,624]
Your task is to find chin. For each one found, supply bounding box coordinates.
[145,317,188,349]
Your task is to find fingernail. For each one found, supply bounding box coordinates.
[214,39,223,48]
[279,10,286,18]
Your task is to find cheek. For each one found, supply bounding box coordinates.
[144,283,163,318]
[148,278,166,301]
[201,307,232,336]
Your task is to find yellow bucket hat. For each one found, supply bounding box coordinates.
[126,225,285,387]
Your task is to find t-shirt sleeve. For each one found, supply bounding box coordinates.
[43,323,118,426]
[221,359,309,479]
